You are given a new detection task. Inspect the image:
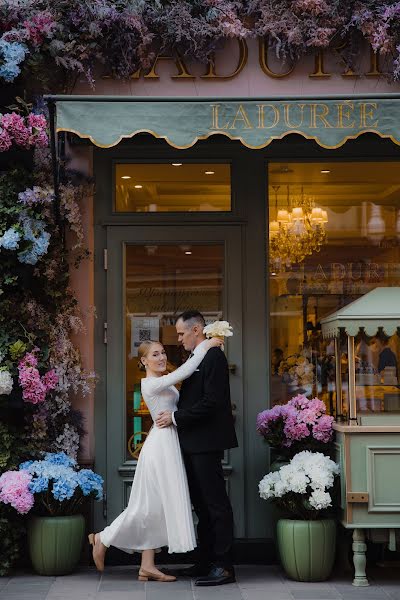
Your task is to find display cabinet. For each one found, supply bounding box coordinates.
[321,287,400,586]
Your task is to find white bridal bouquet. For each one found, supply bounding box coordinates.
[259,451,339,519]
[203,320,233,339]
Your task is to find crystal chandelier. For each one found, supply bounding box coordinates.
[269,185,328,270]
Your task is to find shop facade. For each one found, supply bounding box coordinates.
[51,39,400,557]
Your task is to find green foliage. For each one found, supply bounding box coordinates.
[0,515,25,577]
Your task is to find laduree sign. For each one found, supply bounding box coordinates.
[53,96,400,149]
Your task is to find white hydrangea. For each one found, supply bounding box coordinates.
[0,370,13,395]
[54,423,80,460]
[203,320,233,338]
[258,451,339,514]
[309,490,332,510]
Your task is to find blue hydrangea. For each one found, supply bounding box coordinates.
[44,452,76,468]
[77,470,104,500]
[0,227,21,250]
[29,476,49,494]
[19,460,34,470]
[0,40,28,83]
[52,474,79,501]
[17,218,51,264]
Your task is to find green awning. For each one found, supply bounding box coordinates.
[49,94,400,150]
[321,287,400,338]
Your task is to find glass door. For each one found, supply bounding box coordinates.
[105,226,244,536]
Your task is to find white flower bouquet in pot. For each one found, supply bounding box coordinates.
[259,451,340,581]
[259,450,339,519]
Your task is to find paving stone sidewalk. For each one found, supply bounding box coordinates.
[1,565,400,600]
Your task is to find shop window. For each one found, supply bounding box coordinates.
[115,163,231,212]
[268,161,400,417]
[125,244,224,460]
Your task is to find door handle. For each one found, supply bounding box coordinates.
[231,403,237,422]
[228,364,237,374]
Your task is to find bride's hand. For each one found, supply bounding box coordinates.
[205,337,224,350]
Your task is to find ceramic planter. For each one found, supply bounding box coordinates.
[277,518,336,581]
[28,514,85,575]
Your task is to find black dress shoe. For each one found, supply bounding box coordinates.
[174,564,211,577]
[195,566,236,586]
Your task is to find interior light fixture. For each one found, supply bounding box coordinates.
[121,175,131,179]
[134,184,143,189]
[185,251,192,255]
[172,163,182,166]
[320,169,331,174]
[271,272,277,276]
[205,170,215,175]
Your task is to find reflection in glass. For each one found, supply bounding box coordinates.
[125,244,224,460]
[115,163,231,212]
[268,162,400,415]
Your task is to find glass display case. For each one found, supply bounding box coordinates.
[321,288,400,425]
[320,287,400,587]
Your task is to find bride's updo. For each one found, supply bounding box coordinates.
[137,340,161,371]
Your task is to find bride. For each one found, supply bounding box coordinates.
[89,335,223,582]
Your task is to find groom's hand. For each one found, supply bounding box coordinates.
[156,411,173,428]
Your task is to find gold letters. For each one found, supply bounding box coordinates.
[336,102,355,129]
[230,104,253,129]
[360,102,378,128]
[201,39,248,80]
[135,54,195,79]
[309,104,333,128]
[210,105,230,130]
[257,104,279,129]
[283,104,305,128]
[258,38,295,78]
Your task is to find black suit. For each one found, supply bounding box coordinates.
[174,346,238,569]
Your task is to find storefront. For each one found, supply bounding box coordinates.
[47,41,400,558]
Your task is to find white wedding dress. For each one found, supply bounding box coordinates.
[99,340,210,554]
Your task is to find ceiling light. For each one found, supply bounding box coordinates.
[205,171,215,175]
[320,169,330,174]
[121,175,131,179]
[172,163,182,166]
[134,184,143,189]
[271,272,277,276]
[185,251,192,255]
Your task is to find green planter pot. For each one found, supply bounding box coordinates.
[277,518,336,582]
[28,515,85,575]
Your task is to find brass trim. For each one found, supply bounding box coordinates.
[127,431,148,460]
[56,126,400,151]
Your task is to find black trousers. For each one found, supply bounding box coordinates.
[183,451,234,569]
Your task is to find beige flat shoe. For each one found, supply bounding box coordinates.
[88,533,105,572]
[138,568,176,582]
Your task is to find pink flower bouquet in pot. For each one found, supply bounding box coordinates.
[256,394,335,459]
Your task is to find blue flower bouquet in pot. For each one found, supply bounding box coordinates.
[0,452,103,575]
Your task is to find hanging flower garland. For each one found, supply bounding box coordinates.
[1,0,400,86]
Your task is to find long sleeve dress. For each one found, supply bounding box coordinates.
[99,340,210,554]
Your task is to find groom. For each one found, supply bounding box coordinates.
[156,310,238,586]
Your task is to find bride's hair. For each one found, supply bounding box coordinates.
[137,340,162,371]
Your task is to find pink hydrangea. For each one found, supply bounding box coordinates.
[313,414,335,442]
[22,11,57,47]
[18,349,58,404]
[1,112,30,148]
[42,369,58,391]
[0,129,12,151]
[0,470,34,514]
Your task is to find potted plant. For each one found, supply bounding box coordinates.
[256,394,335,468]
[0,452,103,575]
[259,450,339,582]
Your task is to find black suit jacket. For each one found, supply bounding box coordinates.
[174,347,238,454]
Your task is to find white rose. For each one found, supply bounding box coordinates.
[203,320,233,338]
[0,370,13,395]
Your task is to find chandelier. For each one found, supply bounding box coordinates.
[269,185,328,271]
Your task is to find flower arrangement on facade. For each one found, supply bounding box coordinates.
[0,111,48,152]
[0,452,103,516]
[256,394,334,454]
[278,353,314,388]
[1,1,400,87]
[258,450,339,519]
